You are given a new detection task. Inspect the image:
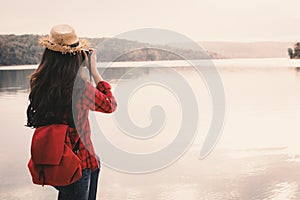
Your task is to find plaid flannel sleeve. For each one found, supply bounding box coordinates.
[83,81,117,113]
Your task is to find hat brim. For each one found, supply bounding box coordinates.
[39,37,90,54]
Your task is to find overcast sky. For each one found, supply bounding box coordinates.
[1,0,300,42]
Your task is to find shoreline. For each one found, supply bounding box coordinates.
[1,58,300,70]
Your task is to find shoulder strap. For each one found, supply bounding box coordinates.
[72,139,80,154]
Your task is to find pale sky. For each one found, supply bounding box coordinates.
[1,0,300,42]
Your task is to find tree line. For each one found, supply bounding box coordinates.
[0,34,221,66]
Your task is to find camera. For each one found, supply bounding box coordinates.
[83,49,93,55]
[82,49,93,81]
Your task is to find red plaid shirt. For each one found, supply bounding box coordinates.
[65,81,117,171]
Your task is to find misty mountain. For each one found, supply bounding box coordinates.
[168,41,294,58]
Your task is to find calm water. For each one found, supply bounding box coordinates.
[1,59,300,200]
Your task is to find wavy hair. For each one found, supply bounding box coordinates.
[26,48,87,128]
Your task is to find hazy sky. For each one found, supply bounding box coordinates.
[1,0,300,42]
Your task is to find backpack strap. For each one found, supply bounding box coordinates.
[72,139,80,155]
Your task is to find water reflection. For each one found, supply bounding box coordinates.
[1,64,300,200]
[0,67,160,93]
[0,69,34,92]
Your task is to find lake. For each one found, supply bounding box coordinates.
[1,58,300,200]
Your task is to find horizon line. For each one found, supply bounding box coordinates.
[0,33,297,44]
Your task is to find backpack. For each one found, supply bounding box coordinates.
[28,124,82,186]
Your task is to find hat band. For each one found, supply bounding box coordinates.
[49,41,80,48]
[69,41,79,48]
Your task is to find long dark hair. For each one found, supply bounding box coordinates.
[26,48,86,128]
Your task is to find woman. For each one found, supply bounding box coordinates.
[26,24,117,200]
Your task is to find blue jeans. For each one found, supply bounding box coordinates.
[55,167,100,200]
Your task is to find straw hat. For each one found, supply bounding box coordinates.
[39,24,89,54]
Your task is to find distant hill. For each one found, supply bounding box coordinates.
[200,41,293,58]
[2,34,290,66]
[0,34,44,66]
[168,41,294,58]
[0,34,221,66]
